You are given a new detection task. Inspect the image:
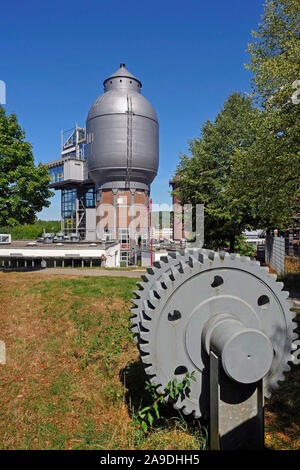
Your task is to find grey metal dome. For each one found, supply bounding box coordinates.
[86,63,159,189]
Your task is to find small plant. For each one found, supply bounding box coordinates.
[135,371,196,433]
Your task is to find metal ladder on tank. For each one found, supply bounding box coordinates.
[125,95,133,189]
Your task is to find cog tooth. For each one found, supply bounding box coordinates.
[191,256,202,270]
[282,364,291,374]
[129,314,138,323]
[143,365,156,375]
[172,400,183,410]
[276,281,284,290]
[138,329,149,341]
[147,376,159,386]
[181,406,193,416]
[140,321,150,333]
[130,307,138,315]
[132,290,141,299]
[141,355,152,365]
[279,290,289,299]
[156,386,165,394]
[141,274,149,283]
[142,309,152,321]
[178,258,185,271]
[286,297,295,307]
[160,276,170,290]
[240,256,251,262]
[154,280,164,296]
[130,324,139,334]
[160,256,169,263]
[292,340,300,365]
[269,378,280,391]
[130,318,138,327]
[148,291,160,306]
[208,251,215,260]
[186,255,194,268]
[168,252,177,259]
[277,373,286,384]
[260,266,269,273]
[268,273,278,281]
[130,299,140,308]
[136,282,145,291]
[197,252,206,264]
[169,266,178,280]
[146,267,155,275]
[153,261,161,269]
[138,343,150,354]
[292,310,298,321]
[143,298,157,311]
[218,251,226,260]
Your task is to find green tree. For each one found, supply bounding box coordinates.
[174,92,259,251]
[230,0,300,230]
[0,105,53,226]
[246,0,300,108]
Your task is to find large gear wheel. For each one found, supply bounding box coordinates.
[130,248,210,341]
[131,250,299,419]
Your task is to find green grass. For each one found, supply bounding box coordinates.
[0,273,207,450]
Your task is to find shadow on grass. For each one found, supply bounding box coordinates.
[265,315,300,435]
[119,354,299,450]
[0,266,46,273]
[279,273,300,296]
[265,361,300,435]
[119,359,208,444]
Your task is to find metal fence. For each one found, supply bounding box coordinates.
[265,235,286,276]
[265,234,300,276]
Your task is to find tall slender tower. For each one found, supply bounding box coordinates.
[86,64,159,262]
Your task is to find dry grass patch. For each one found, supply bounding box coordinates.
[0,272,298,450]
[0,273,204,450]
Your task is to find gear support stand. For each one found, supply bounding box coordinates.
[210,351,264,450]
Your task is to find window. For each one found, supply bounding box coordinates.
[48,165,64,183]
[104,228,112,241]
[119,228,129,244]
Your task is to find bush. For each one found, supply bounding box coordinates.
[223,234,257,258]
[0,220,61,240]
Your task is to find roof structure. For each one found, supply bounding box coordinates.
[103,63,142,87]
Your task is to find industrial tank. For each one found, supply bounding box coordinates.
[86,64,159,190]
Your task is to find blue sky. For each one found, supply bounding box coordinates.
[1,0,265,219]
